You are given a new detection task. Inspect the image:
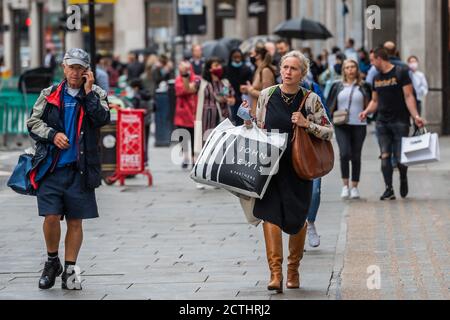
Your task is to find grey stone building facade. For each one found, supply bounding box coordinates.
[1,0,448,132]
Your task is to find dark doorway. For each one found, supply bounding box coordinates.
[366,0,397,49]
[249,0,268,35]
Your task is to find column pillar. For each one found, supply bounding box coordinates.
[423,0,444,134]
[113,0,145,62]
[29,0,42,68]
[2,0,12,75]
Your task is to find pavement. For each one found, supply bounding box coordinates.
[0,124,448,300]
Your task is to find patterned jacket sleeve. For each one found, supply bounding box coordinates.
[305,94,334,141]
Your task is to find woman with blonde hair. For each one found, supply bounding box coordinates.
[240,42,277,117]
[326,59,372,199]
[244,50,333,292]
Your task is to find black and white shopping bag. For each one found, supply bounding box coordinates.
[191,119,288,199]
[400,128,440,166]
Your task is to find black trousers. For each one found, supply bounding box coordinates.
[177,126,195,158]
[334,125,367,182]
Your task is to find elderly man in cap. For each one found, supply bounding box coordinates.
[27,48,110,290]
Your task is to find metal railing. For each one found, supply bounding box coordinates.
[0,77,39,136]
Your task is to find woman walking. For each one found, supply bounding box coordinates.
[224,48,253,125]
[245,51,333,292]
[326,59,372,199]
[194,57,235,189]
[240,42,277,118]
[174,61,200,169]
[407,55,428,117]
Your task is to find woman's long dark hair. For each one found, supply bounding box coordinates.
[254,42,276,76]
[202,57,222,82]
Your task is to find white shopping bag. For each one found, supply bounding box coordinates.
[191,119,288,199]
[400,130,440,166]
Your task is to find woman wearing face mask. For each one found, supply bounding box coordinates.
[225,49,253,125]
[320,53,346,99]
[194,57,236,189]
[407,56,428,118]
[240,42,277,117]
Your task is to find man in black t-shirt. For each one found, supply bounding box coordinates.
[360,47,425,200]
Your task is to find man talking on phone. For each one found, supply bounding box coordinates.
[27,48,110,290]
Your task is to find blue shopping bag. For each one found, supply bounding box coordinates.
[7,153,36,196]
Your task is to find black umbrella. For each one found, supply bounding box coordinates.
[274,18,333,40]
[218,37,242,51]
[130,47,157,56]
[201,40,230,63]
[239,34,281,53]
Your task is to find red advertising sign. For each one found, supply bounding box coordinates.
[117,109,145,173]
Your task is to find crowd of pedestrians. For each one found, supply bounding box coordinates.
[27,35,429,293]
[91,37,429,252]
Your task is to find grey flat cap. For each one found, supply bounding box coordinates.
[63,48,90,69]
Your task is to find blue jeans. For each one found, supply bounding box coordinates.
[307,178,321,223]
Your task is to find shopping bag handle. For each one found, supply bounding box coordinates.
[413,126,428,136]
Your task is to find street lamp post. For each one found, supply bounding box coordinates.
[286,0,292,48]
[88,0,96,76]
[61,0,66,54]
[342,0,349,47]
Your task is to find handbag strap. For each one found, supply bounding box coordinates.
[346,83,356,111]
[292,90,312,138]
[297,90,312,113]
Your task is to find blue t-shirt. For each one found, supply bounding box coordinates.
[57,88,79,167]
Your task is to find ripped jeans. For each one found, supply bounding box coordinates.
[376,121,410,188]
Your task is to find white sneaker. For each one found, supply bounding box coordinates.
[341,186,350,199]
[307,222,320,248]
[196,183,205,190]
[350,187,360,199]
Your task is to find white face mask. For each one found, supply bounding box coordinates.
[409,62,418,71]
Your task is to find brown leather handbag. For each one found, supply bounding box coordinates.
[291,91,334,180]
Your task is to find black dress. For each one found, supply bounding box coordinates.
[253,87,312,235]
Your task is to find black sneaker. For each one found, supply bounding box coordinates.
[61,265,82,290]
[400,177,408,198]
[380,187,396,201]
[38,258,63,289]
[181,162,189,169]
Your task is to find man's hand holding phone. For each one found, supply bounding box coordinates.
[82,69,95,94]
[54,132,70,150]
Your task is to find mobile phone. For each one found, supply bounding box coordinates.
[222,86,229,96]
[237,103,252,121]
[82,67,90,84]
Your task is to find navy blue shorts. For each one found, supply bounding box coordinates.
[36,164,99,220]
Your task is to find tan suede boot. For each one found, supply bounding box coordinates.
[286,223,307,289]
[262,222,283,293]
